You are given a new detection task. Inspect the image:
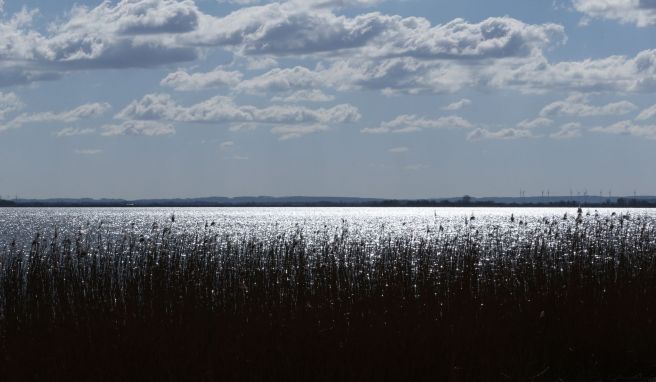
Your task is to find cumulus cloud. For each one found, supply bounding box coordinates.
[2,0,652,99]
[516,117,553,129]
[218,0,384,7]
[636,104,656,120]
[362,114,472,134]
[467,127,534,141]
[270,124,329,140]
[219,141,235,151]
[233,46,656,96]
[0,9,61,87]
[257,48,655,96]
[443,99,471,111]
[539,93,637,117]
[115,93,359,139]
[101,120,176,136]
[304,0,385,7]
[550,122,583,139]
[470,120,582,141]
[160,67,243,91]
[590,120,656,139]
[573,0,656,27]
[117,93,360,125]
[198,3,565,59]
[229,122,258,131]
[56,127,96,137]
[236,66,325,94]
[47,1,202,68]
[0,102,111,132]
[271,90,335,103]
[388,146,409,153]
[489,49,656,93]
[0,1,202,87]
[0,92,24,119]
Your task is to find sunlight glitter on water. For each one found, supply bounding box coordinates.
[1,207,655,248]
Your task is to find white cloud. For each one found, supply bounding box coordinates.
[117,93,360,125]
[0,9,60,87]
[0,1,202,87]
[160,67,243,91]
[469,121,582,141]
[271,90,335,103]
[467,127,534,141]
[116,93,359,139]
[362,114,472,134]
[229,122,258,131]
[636,104,656,121]
[197,3,565,59]
[218,0,384,7]
[517,117,553,129]
[539,93,637,117]
[443,98,471,111]
[550,122,583,139]
[217,0,262,4]
[590,120,656,139]
[47,1,202,68]
[270,124,329,140]
[0,102,111,132]
[101,120,176,136]
[1,0,653,99]
[236,66,325,94]
[388,146,409,153]
[56,127,96,137]
[573,0,656,27]
[246,46,656,97]
[0,0,654,105]
[0,92,24,119]
[242,56,279,70]
[252,48,656,96]
[219,140,235,150]
[489,49,656,93]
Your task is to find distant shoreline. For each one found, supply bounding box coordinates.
[2,200,656,208]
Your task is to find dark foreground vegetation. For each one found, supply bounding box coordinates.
[2,212,656,381]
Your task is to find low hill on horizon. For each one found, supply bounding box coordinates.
[5,195,656,207]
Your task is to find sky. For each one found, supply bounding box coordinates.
[0,0,655,199]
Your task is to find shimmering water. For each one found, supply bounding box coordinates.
[1,207,655,248]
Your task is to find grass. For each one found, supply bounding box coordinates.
[1,210,656,381]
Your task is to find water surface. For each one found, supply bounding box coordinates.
[1,207,654,248]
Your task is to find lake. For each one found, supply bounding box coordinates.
[2,206,655,248]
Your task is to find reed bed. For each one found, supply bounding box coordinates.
[2,211,656,381]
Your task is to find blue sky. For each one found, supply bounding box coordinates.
[1,0,655,199]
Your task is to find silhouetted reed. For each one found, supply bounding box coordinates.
[1,211,656,381]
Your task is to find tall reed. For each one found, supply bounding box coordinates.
[1,212,656,381]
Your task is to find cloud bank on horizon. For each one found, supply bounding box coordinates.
[0,0,655,199]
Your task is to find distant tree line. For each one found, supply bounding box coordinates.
[0,198,16,207]
[2,196,656,208]
[375,197,656,208]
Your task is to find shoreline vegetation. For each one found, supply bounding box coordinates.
[2,211,656,380]
[1,195,656,208]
